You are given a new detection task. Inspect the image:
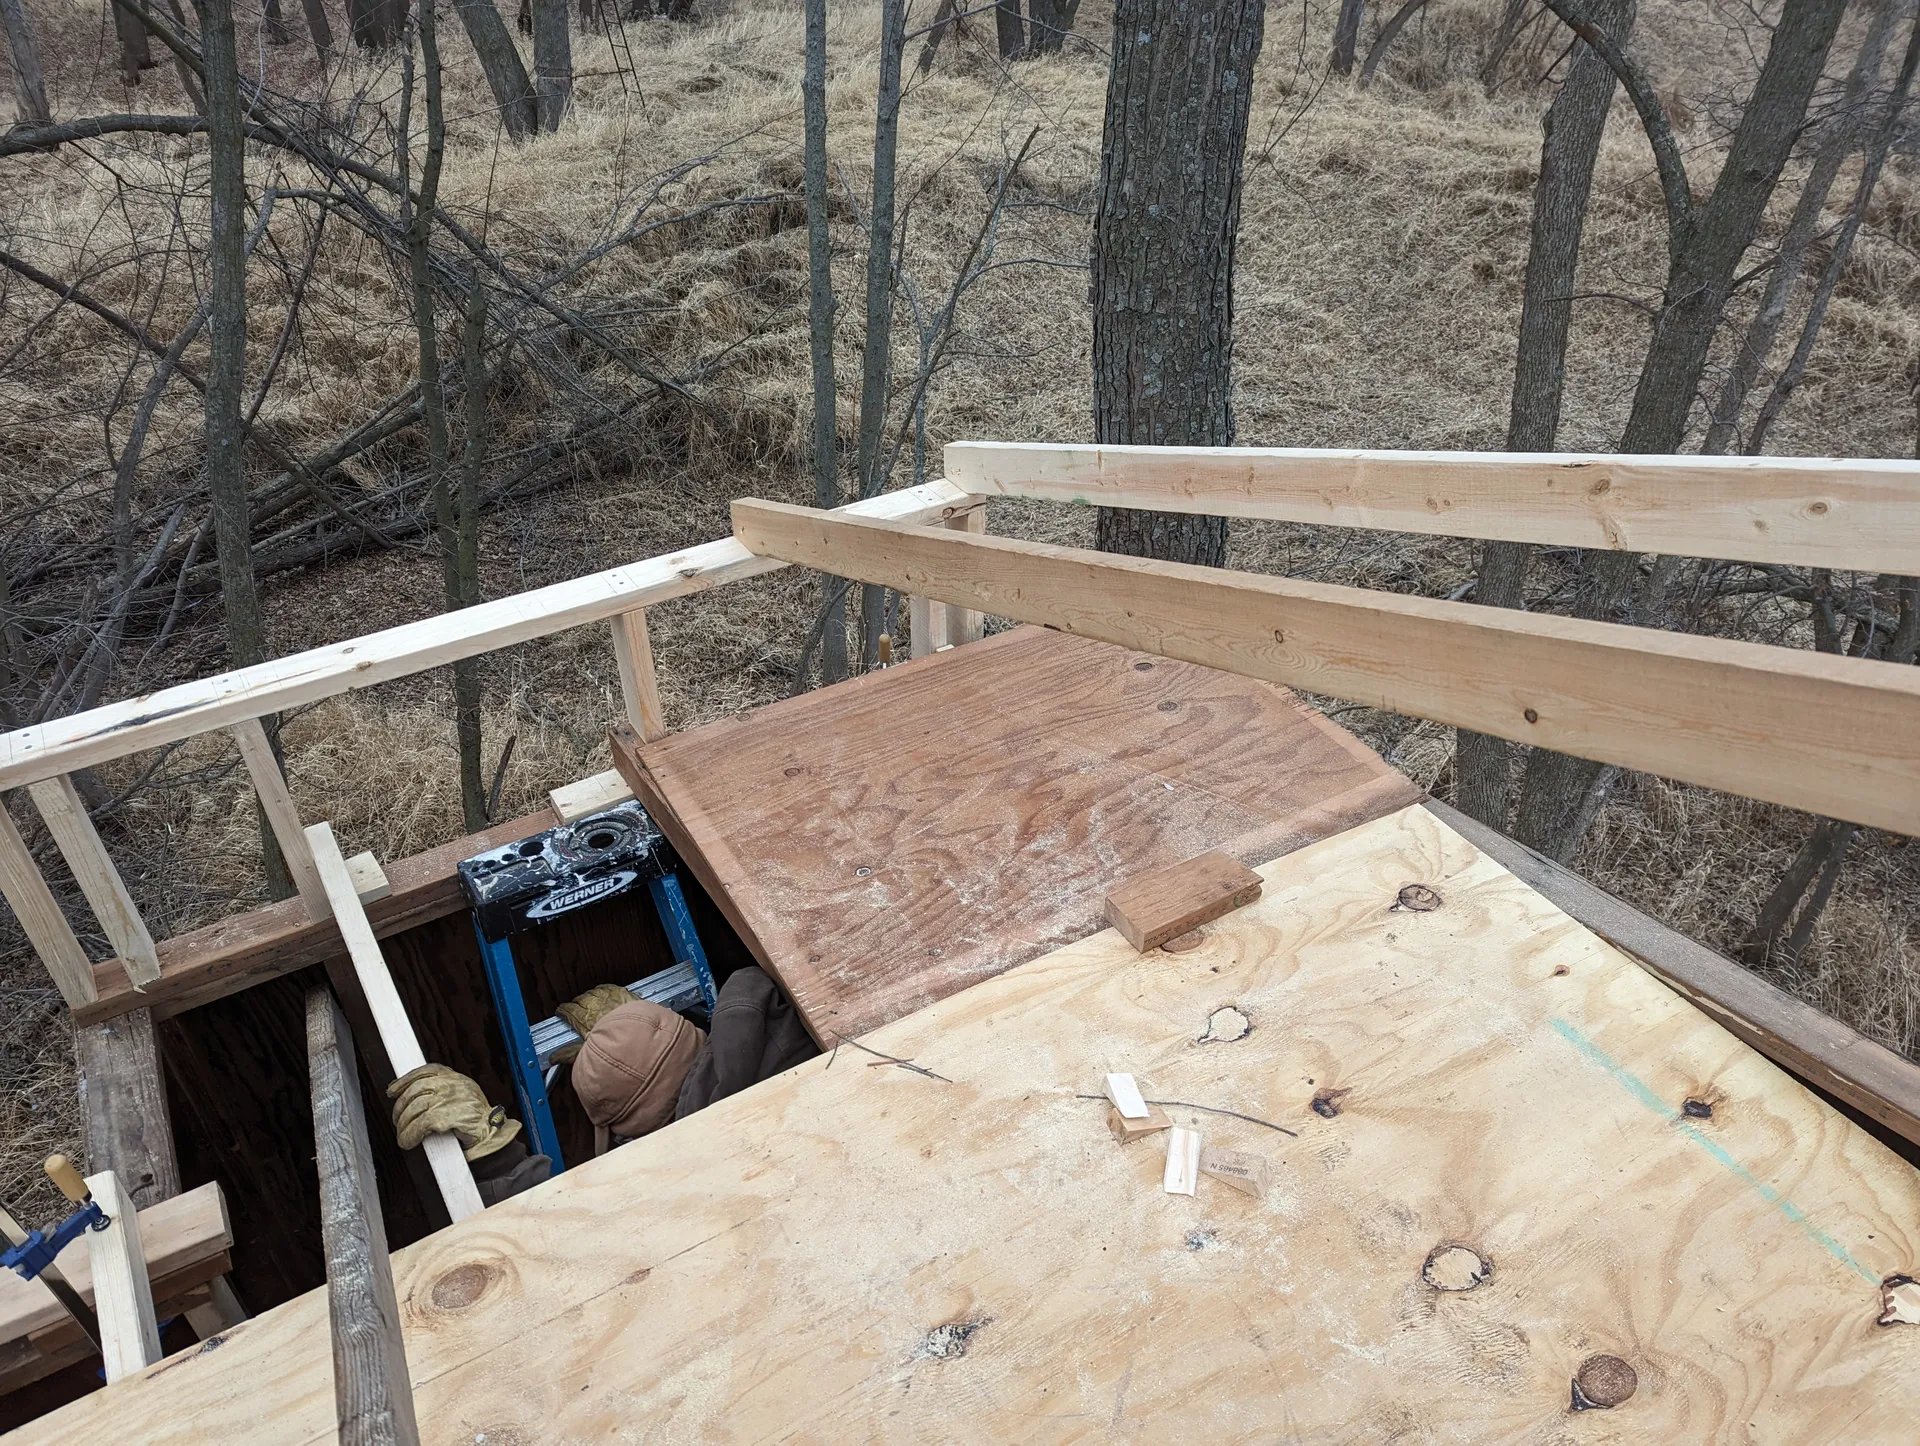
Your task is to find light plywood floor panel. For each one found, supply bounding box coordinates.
[27,805,1920,1441]
[620,624,1421,1043]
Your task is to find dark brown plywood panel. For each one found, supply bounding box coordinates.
[618,626,1420,1042]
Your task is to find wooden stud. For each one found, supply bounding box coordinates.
[1199,1145,1270,1200]
[1107,1104,1172,1144]
[548,768,633,824]
[305,820,484,1223]
[184,1276,248,1341]
[944,441,1920,573]
[1104,850,1263,953]
[1104,1072,1149,1119]
[345,851,391,904]
[1162,1126,1201,1196]
[907,593,949,661]
[939,505,987,646]
[76,1009,181,1210]
[230,718,327,917]
[0,795,97,1008]
[730,499,1920,837]
[308,985,422,1445]
[27,774,161,989]
[83,1169,162,1382]
[0,481,978,792]
[611,608,668,742]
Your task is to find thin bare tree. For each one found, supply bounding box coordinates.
[803,0,847,682]
[1,0,50,126]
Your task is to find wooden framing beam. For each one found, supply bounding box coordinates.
[82,1170,161,1382]
[0,795,97,1008]
[611,608,667,742]
[76,1009,181,1210]
[730,499,1920,836]
[945,442,1920,572]
[305,821,484,1223]
[0,482,978,792]
[229,718,327,917]
[1428,801,1920,1152]
[308,986,421,1445]
[27,774,162,989]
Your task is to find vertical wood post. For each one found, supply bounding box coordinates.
[27,774,162,989]
[938,506,987,647]
[308,985,422,1445]
[230,718,328,916]
[611,608,668,741]
[76,1010,181,1210]
[83,1169,163,1382]
[0,796,98,1007]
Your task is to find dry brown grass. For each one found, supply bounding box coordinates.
[4,0,1919,1213]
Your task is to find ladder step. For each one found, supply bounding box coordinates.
[531,961,706,1070]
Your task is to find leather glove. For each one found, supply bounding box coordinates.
[552,984,635,1064]
[386,1063,522,1161]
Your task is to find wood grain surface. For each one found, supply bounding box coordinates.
[614,625,1421,1041]
[26,804,1920,1441]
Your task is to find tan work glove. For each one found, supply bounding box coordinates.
[386,1063,522,1162]
[551,984,634,1064]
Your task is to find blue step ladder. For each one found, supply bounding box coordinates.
[456,801,715,1173]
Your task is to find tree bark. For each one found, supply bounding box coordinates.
[1455,0,1634,830]
[1,0,50,126]
[531,0,572,132]
[112,0,156,85]
[1513,0,1850,859]
[1747,12,1920,454]
[1704,0,1898,455]
[455,282,490,830]
[1091,0,1264,567]
[193,0,292,897]
[449,0,538,139]
[916,0,957,73]
[347,0,401,47]
[1331,0,1364,76]
[300,0,334,56]
[856,0,906,666]
[803,0,847,682]
[996,0,1024,58]
[1359,0,1429,87]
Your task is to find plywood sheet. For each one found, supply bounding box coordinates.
[29,805,1920,1442]
[616,625,1421,1041]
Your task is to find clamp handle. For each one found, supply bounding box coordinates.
[43,1155,89,1206]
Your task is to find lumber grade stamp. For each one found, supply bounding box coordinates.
[1199,1145,1271,1199]
[1105,851,1264,953]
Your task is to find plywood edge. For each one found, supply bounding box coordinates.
[1424,800,1920,1154]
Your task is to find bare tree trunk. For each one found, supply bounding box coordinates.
[996,0,1024,57]
[193,0,292,897]
[916,0,956,72]
[455,282,490,830]
[264,0,291,44]
[1513,0,1850,859]
[1703,0,1899,455]
[1481,0,1529,94]
[300,0,334,56]
[1331,0,1364,76]
[803,0,847,683]
[1748,13,1920,454]
[531,0,571,132]
[449,0,538,138]
[112,0,156,84]
[1092,0,1264,567]
[856,0,906,667]
[348,0,401,47]
[1359,0,1429,87]
[1455,0,1633,830]
[1,0,50,125]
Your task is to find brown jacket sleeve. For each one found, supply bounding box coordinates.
[675,967,818,1119]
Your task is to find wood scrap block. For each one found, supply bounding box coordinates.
[1104,1072,1149,1118]
[1200,1145,1270,1199]
[1107,1104,1171,1144]
[1162,1126,1200,1196]
[345,851,391,904]
[1104,851,1263,953]
[549,769,634,824]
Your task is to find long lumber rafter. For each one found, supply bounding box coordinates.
[945,442,1920,572]
[730,498,1920,836]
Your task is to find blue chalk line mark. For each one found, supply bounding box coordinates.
[1548,1016,1878,1284]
